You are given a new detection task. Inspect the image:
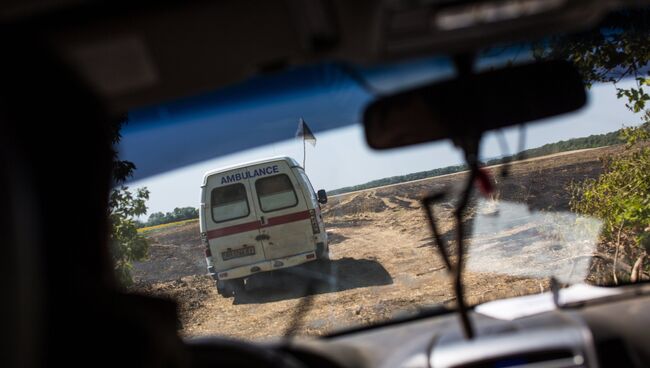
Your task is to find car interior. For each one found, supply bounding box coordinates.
[2,0,650,367]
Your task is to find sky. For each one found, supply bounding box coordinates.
[119,49,642,219]
[122,78,640,218]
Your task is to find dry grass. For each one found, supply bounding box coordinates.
[137,218,199,234]
[129,147,618,340]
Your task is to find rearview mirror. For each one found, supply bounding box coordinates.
[363,60,586,149]
[317,189,328,204]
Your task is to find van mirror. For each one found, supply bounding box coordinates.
[317,189,328,204]
[363,60,586,149]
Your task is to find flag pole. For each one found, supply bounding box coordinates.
[303,137,306,169]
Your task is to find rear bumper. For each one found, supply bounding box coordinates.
[209,250,317,280]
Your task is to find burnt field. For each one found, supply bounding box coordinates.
[130,146,620,340]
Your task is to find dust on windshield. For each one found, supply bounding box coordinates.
[111,12,650,340]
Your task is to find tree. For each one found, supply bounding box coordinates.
[534,11,650,90]
[146,212,166,226]
[143,207,199,227]
[549,10,650,281]
[109,186,150,286]
[109,117,150,286]
[570,120,650,282]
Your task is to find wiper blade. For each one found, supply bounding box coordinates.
[421,134,485,340]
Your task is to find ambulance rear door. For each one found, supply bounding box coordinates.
[247,160,316,260]
[204,170,266,271]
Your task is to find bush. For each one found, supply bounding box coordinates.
[143,207,199,227]
[108,116,151,286]
[109,186,150,286]
[570,118,650,280]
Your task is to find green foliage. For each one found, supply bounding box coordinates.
[535,11,650,89]
[570,119,650,250]
[486,130,624,166]
[139,207,199,228]
[542,9,650,277]
[109,186,150,286]
[108,116,150,286]
[617,78,650,113]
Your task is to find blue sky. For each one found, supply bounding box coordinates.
[120,57,641,217]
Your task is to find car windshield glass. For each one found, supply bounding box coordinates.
[115,9,650,341]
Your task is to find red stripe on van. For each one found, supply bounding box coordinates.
[206,221,260,239]
[262,210,311,227]
[206,210,311,240]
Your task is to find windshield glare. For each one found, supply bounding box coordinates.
[115,12,650,340]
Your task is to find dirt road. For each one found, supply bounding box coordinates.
[130,146,618,340]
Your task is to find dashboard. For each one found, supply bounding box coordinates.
[277,284,650,368]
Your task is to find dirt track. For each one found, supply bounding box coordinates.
[130,146,618,340]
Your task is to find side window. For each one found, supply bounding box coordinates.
[298,171,318,204]
[211,183,250,223]
[255,174,298,212]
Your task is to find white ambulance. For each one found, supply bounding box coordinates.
[199,157,329,297]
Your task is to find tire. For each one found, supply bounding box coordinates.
[316,243,330,261]
[223,279,246,298]
[314,255,332,277]
[216,279,245,297]
[319,249,330,261]
[216,280,229,297]
[230,278,245,296]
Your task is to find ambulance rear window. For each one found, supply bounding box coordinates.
[255,174,298,212]
[211,183,250,223]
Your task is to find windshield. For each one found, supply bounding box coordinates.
[113,10,650,340]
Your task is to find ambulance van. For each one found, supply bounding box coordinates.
[200,157,329,297]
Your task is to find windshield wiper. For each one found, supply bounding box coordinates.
[418,53,526,340]
[421,135,482,340]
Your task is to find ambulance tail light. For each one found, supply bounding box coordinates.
[201,232,212,257]
[200,231,210,246]
[309,209,320,234]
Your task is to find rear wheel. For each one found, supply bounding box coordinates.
[216,280,228,297]
[316,243,330,261]
[217,279,246,298]
[216,279,246,297]
[314,250,332,276]
[230,278,246,296]
[319,249,330,261]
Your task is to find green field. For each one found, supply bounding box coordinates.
[137,218,199,234]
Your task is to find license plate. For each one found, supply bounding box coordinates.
[221,246,256,261]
